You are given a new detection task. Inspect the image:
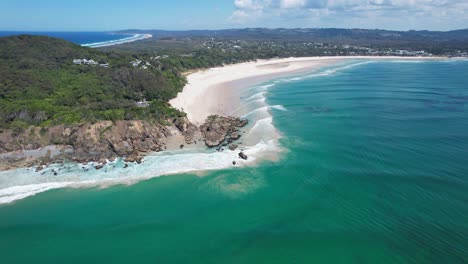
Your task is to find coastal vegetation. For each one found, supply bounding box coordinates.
[0,35,186,130]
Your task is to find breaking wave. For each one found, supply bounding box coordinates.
[280,61,374,82]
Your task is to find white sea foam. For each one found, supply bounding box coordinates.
[248,97,266,105]
[242,106,269,118]
[244,84,275,92]
[387,60,427,63]
[305,61,372,78]
[242,105,286,118]
[230,96,267,116]
[270,105,287,111]
[278,61,373,83]
[0,182,71,204]
[247,117,274,136]
[0,139,282,204]
[244,117,281,146]
[243,92,266,102]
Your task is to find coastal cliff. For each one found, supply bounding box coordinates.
[0,121,169,170]
[0,116,248,171]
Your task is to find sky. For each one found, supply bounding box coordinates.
[1,0,467,31]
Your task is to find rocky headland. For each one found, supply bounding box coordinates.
[0,115,248,171]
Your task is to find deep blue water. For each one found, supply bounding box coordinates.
[0,31,131,45]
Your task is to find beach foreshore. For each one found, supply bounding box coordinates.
[170,56,445,125]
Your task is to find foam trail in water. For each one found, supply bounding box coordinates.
[244,117,281,146]
[230,97,267,116]
[243,84,275,93]
[270,105,287,111]
[278,61,373,83]
[0,182,72,204]
[242,105,286,118]
[242,106,269,118]
[243,92,266,102]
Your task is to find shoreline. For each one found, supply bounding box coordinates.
[170,56,448,125]
[0,55,460,204]
[0,55,451,172]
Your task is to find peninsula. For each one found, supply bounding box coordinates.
[0,29,466,172]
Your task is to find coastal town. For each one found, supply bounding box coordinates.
[193,38,468,57]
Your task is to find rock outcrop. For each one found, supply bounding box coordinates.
[173,116,199,144]
[0,115,249,171]
[238,152,248,160]
[199,115,248,148]
[0,120,170,170]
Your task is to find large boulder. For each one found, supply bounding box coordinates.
[238,152,248,160]
[0,120,169,170]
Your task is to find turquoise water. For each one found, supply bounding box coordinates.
[1,60,467,263]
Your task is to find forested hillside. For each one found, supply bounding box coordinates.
[0,35,186,129]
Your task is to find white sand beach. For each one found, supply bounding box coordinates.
[170,56,442,125]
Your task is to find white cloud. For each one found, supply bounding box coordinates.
[234,0,251,8]
[234,0,262,10]
[280,0,307,9]
[229,9,251,23]
[229,0,468,29]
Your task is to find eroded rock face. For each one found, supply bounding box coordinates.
[0,120,170,170]
[0,115,249,170]
[199,115,248,148]
[174,116,199,144]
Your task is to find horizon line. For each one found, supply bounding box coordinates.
[1,27,467,33]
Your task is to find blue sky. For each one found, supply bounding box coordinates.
[1,0,467,31]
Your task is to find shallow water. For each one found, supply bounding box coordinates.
[1,60,467,263]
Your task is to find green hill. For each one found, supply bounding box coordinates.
[0,35,186,130]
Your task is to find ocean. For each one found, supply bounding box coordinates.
[1,60,467,263]
[0,31,140,47]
